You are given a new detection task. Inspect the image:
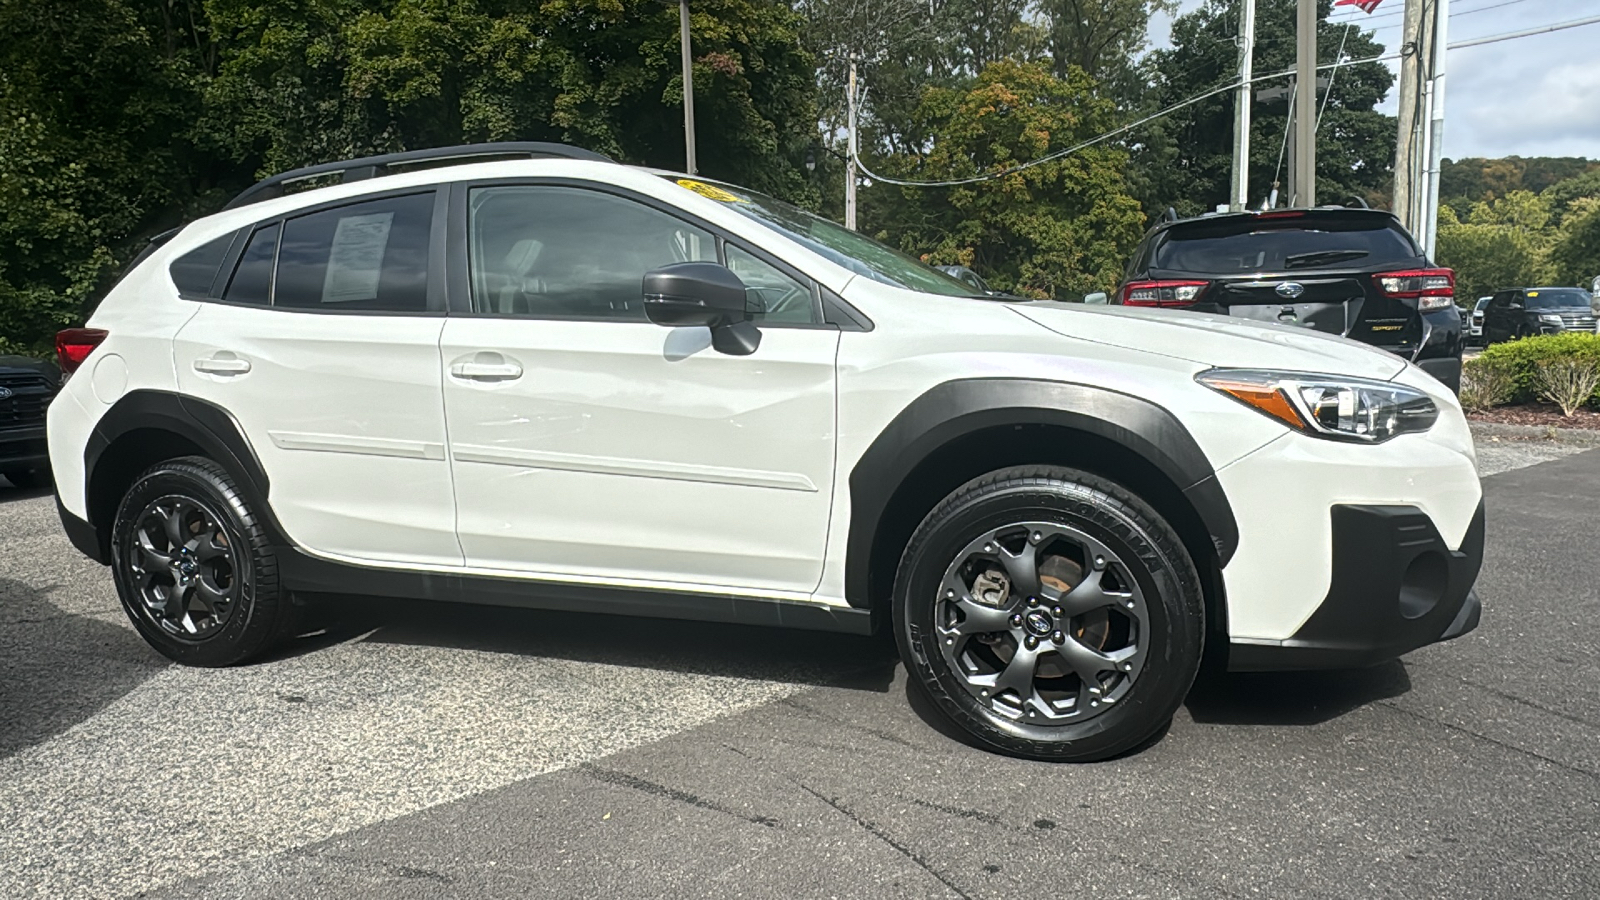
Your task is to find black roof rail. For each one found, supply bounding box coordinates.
[222,142,613,211]
[1160,206,1179,224]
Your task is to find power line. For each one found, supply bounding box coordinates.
[853,12,1600,188]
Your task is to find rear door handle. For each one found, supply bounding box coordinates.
[449,361,523,382]
[193,356,251,375]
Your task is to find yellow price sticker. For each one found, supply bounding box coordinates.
[1527,291,1539,297]
[676,179,744,203]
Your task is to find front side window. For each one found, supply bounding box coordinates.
[725,244,818,324]
[468,186,715,319]
[274,192,434,312]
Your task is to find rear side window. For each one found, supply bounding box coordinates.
[169,232,236,297]
[1153,216,1420,275]
[274,192,434,312]
[223,223,279,306]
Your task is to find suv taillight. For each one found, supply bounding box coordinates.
[56,328,108,375]
[1373,268,1455,312]
[1121,280,1210,308]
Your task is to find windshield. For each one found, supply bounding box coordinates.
[1525,289,1592,309]
[1153,216,1419,275]
[660,176,986,297]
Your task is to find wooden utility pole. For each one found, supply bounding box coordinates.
[1230,0,1257,211]
[846,56,858,231]
[1291,0,1317,207]
[679,0,696,175]
[1393,0,1427,228]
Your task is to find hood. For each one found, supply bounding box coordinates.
[1014,302,1410,381]
[0,354,53,372]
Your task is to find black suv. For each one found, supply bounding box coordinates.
[0,353,59,488]
[1480,287,1598,344]
[1113,208,1464,390]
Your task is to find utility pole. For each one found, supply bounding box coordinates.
[679,0,696,175]
[1393,0,1426,229]
[1291,0,1317,207]
[846,56,858,231]
[1422,0,1451,257]
[1230,0,1257,211]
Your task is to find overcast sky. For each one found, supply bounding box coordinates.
[1148,0,1600,160]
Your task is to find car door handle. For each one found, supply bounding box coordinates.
[193,356,251,375]
[449,361,523,381]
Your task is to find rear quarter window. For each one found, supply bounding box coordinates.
[1153,217,1420,275]
[168,232,237,297]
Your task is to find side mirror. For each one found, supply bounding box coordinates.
[642,262,761,355]
[1083,291,1109,305]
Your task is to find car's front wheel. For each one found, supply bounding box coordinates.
[110,456,297,666]
[894,466,1205,762]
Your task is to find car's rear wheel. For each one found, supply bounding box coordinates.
[894,466,1204,762]
[110,456,296,666]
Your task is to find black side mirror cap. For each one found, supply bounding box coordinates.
[642,262,762,355]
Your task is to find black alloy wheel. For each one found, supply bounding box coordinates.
[111,456,298,666]
[895,466,1205,762]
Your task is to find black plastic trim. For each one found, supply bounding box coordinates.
[1228,501,1485,671]
[280,550,873,635]
[843,378,1239,609]
[56,495,104,563]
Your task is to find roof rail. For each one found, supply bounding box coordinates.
[222,142,613,211]
[1160,206,1179,224]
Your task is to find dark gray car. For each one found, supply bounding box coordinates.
[1481,287,1598,344]
[0,354,59,488]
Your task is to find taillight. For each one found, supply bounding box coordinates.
[1373,268,1455,312]
[1121,280,1210,308]
[56,328,108,375]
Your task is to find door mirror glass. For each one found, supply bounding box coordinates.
[643,262,763,356]
[1083,291,1109,305]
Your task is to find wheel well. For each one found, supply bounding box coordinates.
[86,428,206,556]
[864,423,1227,646]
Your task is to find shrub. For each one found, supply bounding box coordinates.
[1532,357,1600,417]
[1458,357,1517,411]
[1477,333,1600,406]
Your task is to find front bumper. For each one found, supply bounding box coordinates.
[1229,501,1484,670]
[0,425,49,469]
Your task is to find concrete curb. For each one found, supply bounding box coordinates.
[1469,420,1600,446]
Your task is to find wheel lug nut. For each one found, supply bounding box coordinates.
[1093,555,1106,570]
[1010,613,1023,627]
[1025,635,1039,650]
[1027,596,1040,608]
[1051,630,1065,644]
[1030,531,1043,543]
[1052,606,1064,617]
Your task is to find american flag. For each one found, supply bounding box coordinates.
[1333,0,1386,12]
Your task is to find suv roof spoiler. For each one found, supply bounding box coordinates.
[222,142,613,211]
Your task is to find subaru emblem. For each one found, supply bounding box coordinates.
[1275,282,1306,299]
[0,386,12,400]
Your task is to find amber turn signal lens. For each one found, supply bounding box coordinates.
[1201,378,1306,429]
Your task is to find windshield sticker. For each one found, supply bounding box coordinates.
[1527,291,1539,297]
[676,179,744,203]
[321,212,393,303]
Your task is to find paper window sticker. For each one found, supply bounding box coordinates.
[321,212,395,303]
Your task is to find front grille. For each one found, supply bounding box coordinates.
[0,372,54,428]
[1555,312,1598,332]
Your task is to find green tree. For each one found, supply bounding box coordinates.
[1435,193,1556,302]
[1136,0,1396,218]
[1550,198,1600,288]
[865,60,1145,299]
[1041,0,1176,99]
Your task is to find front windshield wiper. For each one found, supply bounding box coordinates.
[1283,249,1369,269]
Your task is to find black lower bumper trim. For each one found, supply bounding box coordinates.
[1415,356,1462,393]
[0,428,49,469]
[1229,501,1485,671]
[56,494,109,564]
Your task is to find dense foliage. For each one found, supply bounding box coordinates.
[1472,334,1600,412]
[1436,174,1600,303]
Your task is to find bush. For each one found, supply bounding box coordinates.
[1477,333,1600,407]
[1532,358,1600,417]
[1458,357,1517,411]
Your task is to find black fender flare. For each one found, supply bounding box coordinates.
[79,390,286,561]
[842,378,1239,608]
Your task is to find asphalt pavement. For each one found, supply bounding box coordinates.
[2,440,1597,899]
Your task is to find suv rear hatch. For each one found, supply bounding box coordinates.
[1128,210,1446,358]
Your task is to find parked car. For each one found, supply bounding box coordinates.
[48,143,1483,762]
[0,353,59,488]
[1481,287,1599,344]
[935,264,991,294]
[1467,296,1491,345]
[1111,207,1465,391]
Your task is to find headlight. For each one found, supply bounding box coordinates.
[1540,314,1563,324]
[1196,369,1439,443]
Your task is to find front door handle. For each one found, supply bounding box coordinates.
[449,360,523,381]
[193,355,251,375]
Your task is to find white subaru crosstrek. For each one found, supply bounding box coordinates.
[48,143,1484,761]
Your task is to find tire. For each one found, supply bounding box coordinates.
[894,466,1204,762]
[110,456,296,666]
[2,467,48,489]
